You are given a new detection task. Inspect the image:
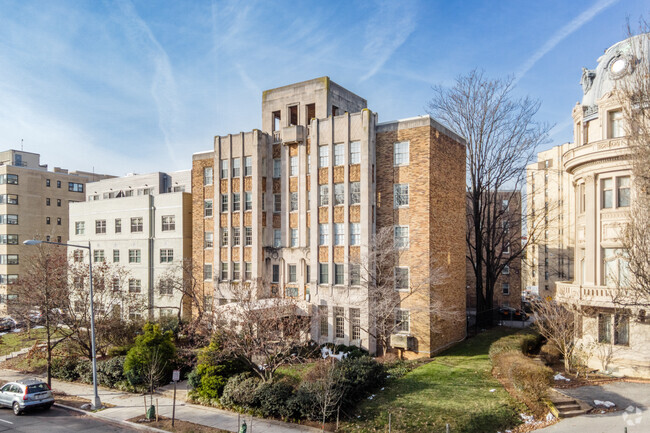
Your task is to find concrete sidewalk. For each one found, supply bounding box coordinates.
[0,369,320,433]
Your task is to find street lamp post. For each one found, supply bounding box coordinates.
[24,239,102,410]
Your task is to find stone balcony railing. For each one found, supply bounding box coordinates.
[563,138,631,173]
[555,281,624,306]
[272,130,281,143]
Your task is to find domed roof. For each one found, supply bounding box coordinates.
[580,34,650,108]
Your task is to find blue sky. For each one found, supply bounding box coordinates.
[0,0,646,175]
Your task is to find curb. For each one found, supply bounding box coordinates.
[54,403,168,433]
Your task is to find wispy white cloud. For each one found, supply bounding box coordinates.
[360,0,418,82]
[515,0,621,83]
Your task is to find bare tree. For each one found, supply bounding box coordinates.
[427,70,550,325]
[533,300,579,373]
[349,226,456,356]
[13,246,70,386]
[305,359,346,432]
[143,347,167,407]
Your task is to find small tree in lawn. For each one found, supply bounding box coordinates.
[533,300,580,373]
[124,322,176,393]
[306,359,346,432]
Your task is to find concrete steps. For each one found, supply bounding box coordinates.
[549,389,592,418]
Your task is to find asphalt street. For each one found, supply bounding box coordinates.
[0,406,136,432]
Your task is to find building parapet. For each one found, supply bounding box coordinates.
[377,115,466,145]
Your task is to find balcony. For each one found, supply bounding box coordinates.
[281,125,305,145]
[563,138,631,174]
[272,130,281,143]
[555,281,629,307]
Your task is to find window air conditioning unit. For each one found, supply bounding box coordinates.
[390,334,413,350]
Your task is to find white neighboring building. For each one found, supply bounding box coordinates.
[69,171,192,320]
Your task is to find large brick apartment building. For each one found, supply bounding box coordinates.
[192,77,466,357]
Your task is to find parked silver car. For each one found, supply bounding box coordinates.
[0,379,54,415]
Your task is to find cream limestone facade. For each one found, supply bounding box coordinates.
[554,36,650,378]
[192,77,467,357]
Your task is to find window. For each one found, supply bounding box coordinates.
[57,199,61,207]
[350,264,361,286]
[233,227,241,246]
[221,194,228,212]
[288,264,297,283]
[68,182,84,192]
[598,313,612,344]
[614,314,629,346]
[245,192,252,211]
[603,248,629,287]
[319,306,328,337]
[334,307,345,338]
[0,254,18,265]
[221,228,229,246]
[200,263,212,281]
[334,183,345,205]
[306,265,311,284]
[395,267,409,290]
[204,199,213,217]
[502,283,510,295]
[0,214,18,225]
[231,193,240,212]
[394,184,409,207]
[205,231,214,248]
[350,308,361,341]
[502,265,510,275]
[334,223,345,245]
[273,158,281,178]
[319,224,329,245]
[95,220,106,234]
[203,167,213,185]
[245,227,252,246]
[220,159,228,179]
[319,263,329,284]
[112,278,121,292]
[0,234,18,245]
[290,192,298,211]
[272,264,280,283]
[503,242,511,254]
[93,250,105,263]
[334,264,344,285]
[602,178,613,209]
[72,221,84,235]
[131,217,143,233]
[609,110,624,138]
[350,182,360,205]
[274,194,282,212]
[273,229,282,247]
[319,185,329,206]
[395,310,410,333]
[394,226,409,249]
[394,141,409,166]
[290,228,298,247]
[129,279,142,293]
[162,215,176,232]
[617,176,630,207]
[160,249,174,263]
[262,193,265,211]
[73,250,84,262]
[244,156,252,176]
[319,145,329,167]
[46,217,51,225]
[46,179,50,187]
[286,286,299,297]
[115,219,122,233]
[232,158,240,177]
[350,141,360,164]
[129,249,141,263]
[204,295,213,313]
[220,262,227,280]
[232,262,240,280]
[56,180,61,188]
[46,198,50,206]
[245,262,252,280]
[57,217,61,226]
[334,144,344,166]
[290,156,298,176]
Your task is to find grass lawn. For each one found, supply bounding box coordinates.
[275,362,316,385]
[0,328,63,356]
[340,327,526,433]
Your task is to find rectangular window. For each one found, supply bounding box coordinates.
[220,159,228,179]
[131,217,143,233]
[502,283,510,295]
[273,158,281,178]
[395,310,410,333]
[57,217,61,226]
[0,214,18,225]
[244,156,252,176]
[232,227,241,246]
[502,265,510,275]
[290,156,298,176]
[93,250,105,263]
[113,249,119,263]
[334,307,345,338]
[394,141,409,166]
[232,262,240,280]
[319,145,329,167]
[394,184,409,207]
[232,193,240,211]
[272,264,280,283]
[350,182,360,205]
[334,264,344,285]
[334,144,344,166]
[57,199,61,207]
[274,194,282,213]
[273,229,281,247]
[220,262,228,280]
[617,176,630,207]
[602,178,613,209]
[75,221,85,235]
[205,199,214,217]
[350,264,361,286]
[159,279,173,295]
[290,192,298,211]
[244,192,252,211]
[115,219,122,233]
[95,220,106,234]
[205,231,214,248]
[68,182,84,192]
[128,249,141,263]
[160,249,174,263]
[319,306,328,337]
[290,228,298,247]
[394,226,409,249]
[334,183,345,205]
[395,267,409,290]
[334,223,345,245]
[350,308,361,341]
[46,179,50,187]
[288,264,297,283]
[319,224,329,245]
[57,180,61,188]
[128,279,142,293]
[162,215,175,231]
[262,192,265,211]
[202,263,213,280]
[221,228,229,246]
[204,295,213,313]
[245,262,252,280]
[614,314,629,346]
[598,313,612,344]
[350,141,360,164]
[306,265,311,284]
[319,263,329,284]
[112,278,121,292]
[609,110,624,138]
[221,194,228,212]
[73,250,84,262]
[232,158,240,177]
[203,167,213,185]
[319,185,329,206]
[0,235,18,245]
[245,227,252,246]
